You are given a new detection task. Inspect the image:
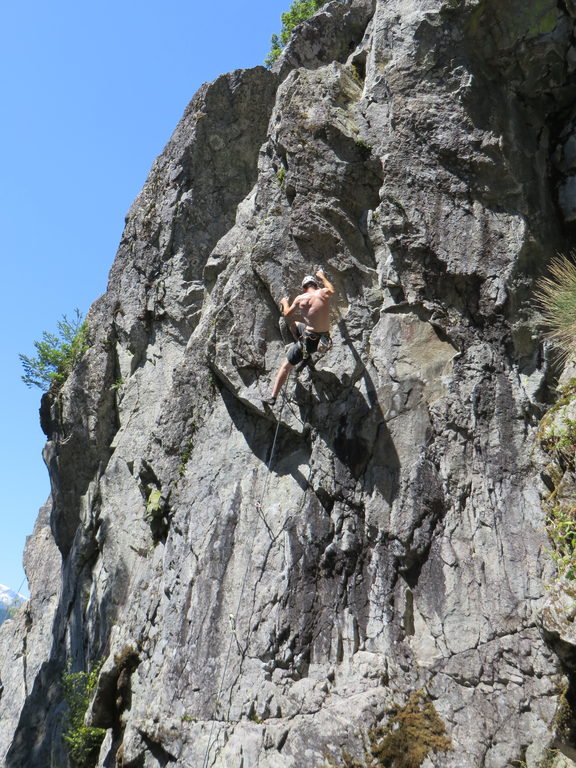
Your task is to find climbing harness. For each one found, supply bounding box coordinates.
[292,326,332,365]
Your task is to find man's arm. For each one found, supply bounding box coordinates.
[316,269,335,296]
[280,296,300,316]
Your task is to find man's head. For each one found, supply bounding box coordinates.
[301,275,320,290]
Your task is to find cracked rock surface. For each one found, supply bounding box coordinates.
[1,1,576,766]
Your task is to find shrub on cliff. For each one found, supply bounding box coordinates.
[62,664,106,768]
[535,253,576,361]
[19,309,89,391]
[323,690,452,768]
[265,0,326,67]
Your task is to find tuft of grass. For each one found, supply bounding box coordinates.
[538,378,576,579]
[178,422,198,476]
[144,487,171,544]
[355,138,372,158]
[351,62,365,84]
[370,691,452,768]
[322,691,452,768]
[535,254,576,362]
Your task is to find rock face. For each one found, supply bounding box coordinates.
[3,1,576,766]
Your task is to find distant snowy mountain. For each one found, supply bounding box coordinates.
[0,584,26,625]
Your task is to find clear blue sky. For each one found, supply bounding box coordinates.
[0,0,290,596]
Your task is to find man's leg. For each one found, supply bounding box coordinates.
[271,358,294,399]
[265,337,302,407]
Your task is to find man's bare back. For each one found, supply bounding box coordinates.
[266,270,336,404]
[288,288,332,332]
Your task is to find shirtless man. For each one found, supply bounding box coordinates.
[265,269,335,405]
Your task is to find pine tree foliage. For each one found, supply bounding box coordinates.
[265,0,326,67]
[19,309,90,391]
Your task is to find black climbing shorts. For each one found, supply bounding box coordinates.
[286,322,330,365]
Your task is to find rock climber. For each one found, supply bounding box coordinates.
[265,269,335,406]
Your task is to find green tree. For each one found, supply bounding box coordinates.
[535,254,576,362]
[19,309,90,391]
[62,664,106,768]
[265,0,326,67]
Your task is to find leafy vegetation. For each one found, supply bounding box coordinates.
[144,486,171,543]
[535,253,576,362]
[370,691,452,768]
[265,0,326,67]
[533,259,576,580]
[538,379,576,580]
[324,691,452,768]
[7,600,23,619]
[62,664,106,768]
[20,309,90,391]
[178,432,197,476]
[546,500,576,579]
[355,138,372,158]
[0,597,25,624]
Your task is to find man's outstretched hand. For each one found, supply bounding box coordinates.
[315,268,335,295]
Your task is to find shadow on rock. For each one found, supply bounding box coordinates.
[220,386,310,492]
[297,319,400,505]
[217,316,399,505]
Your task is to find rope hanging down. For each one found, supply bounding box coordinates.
[200,379,289,768]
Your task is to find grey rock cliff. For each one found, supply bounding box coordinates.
[2,1,576,766]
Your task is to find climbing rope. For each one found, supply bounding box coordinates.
[200,379,289,768]
[198,284,333,765]
[16,577,27,597]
